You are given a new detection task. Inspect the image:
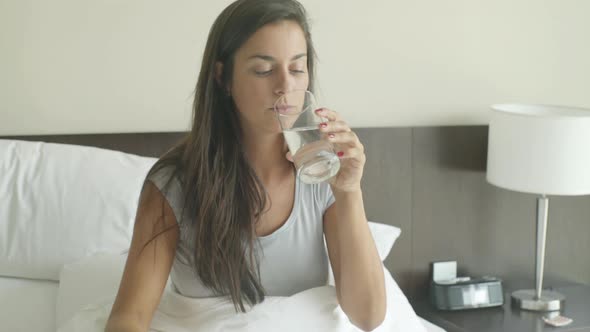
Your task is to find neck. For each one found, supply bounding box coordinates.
[242,129,292,184]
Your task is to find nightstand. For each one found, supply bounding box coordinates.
[412,284,590,332]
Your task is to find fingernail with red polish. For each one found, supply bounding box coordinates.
[337,151,344,157]
[329,133,335,138]
[320,122,327,128]
[315,108,324,114]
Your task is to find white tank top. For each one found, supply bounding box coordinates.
[147,165,335,297]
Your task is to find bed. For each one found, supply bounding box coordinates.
[0,133,446,332]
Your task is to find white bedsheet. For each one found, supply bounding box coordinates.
[0,277,58,332]
[0,276,445,332]
[59,290,446,332]
[57,266,443,332]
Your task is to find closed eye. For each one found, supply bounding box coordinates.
[254,70,272,76]
[254,69,307,77]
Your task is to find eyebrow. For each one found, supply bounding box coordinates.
[247,53,307,62]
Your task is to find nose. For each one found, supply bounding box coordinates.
[273,67,296,96]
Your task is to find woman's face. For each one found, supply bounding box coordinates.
[228,20,310,134]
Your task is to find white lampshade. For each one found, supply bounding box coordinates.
[486,104,590,196]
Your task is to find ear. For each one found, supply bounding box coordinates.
[214,61,224,86]
[215,61,232,96]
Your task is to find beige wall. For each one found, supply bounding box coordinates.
[1,0,589,135]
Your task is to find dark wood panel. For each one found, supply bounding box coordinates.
[411,126,503,299]
[410,126,590,301]
[356,128,414,296]
[544,195,590,284]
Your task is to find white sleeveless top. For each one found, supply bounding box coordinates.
[147,166,335,297]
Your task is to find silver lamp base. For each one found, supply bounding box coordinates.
[511,289,565,311]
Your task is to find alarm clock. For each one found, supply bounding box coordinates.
[429,261,504,310]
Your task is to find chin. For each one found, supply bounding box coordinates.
[266,127,283,136]
[274,123,283,134]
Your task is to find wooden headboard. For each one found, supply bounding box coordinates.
[4,128,590,301]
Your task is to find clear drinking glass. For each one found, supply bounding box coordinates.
[274,90,340,184]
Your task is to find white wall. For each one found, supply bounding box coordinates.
[1,0,589,135]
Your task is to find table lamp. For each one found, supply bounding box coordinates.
[486,103,590,311]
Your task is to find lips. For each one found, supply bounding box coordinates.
[273,105,297,114]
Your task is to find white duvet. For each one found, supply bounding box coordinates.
[58,265,427,332]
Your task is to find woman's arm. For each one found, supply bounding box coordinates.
[323,190,386,332]
[105,181,179,332]
[315,107,386,331]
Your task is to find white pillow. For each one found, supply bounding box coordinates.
[368,221,401,261]
[56,252,129,327]
[56,252,173,327]
[0,139,157,280]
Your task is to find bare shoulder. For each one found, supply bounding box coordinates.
[138,179,178,229]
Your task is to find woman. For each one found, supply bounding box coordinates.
[105,0,385,331]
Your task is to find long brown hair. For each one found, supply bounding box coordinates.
[146,0,317,312]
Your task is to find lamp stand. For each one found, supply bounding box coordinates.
[511,195,565,311]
